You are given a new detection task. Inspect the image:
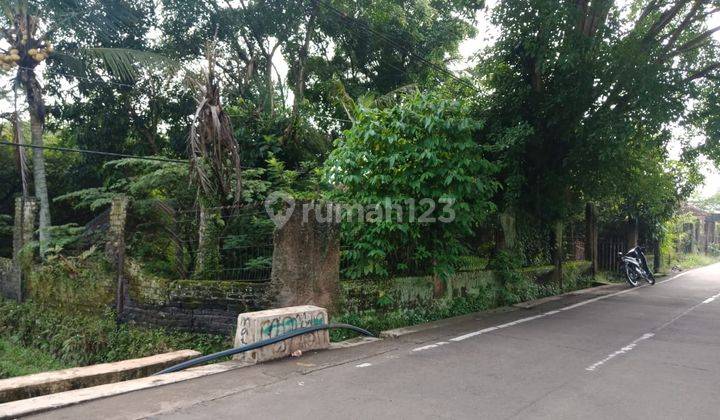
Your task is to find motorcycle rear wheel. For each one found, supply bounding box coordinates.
[625,265,640,287]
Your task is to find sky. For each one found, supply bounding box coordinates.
[1,1,719,198]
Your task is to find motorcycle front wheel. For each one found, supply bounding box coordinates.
[625,265,641,287]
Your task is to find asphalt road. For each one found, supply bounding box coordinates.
[36,264,720,420]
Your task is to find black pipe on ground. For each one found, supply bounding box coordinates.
[154,323,374,375]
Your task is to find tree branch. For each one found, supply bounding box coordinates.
[670,25,720,57]
[685,62,720,82]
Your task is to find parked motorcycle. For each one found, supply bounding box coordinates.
[618,246,655,287]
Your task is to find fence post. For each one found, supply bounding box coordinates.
[498,209,517,250]
[195,205,222,279]
[6,197,37,301]
[551,221,564,290]
[653,240,661,273]
[584,203,598,277]
[106,195,129,319]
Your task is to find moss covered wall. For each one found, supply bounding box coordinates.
[19,258,271,335]
[26,257,115,315]
[123,260,271,334]
[341,261,591,312]
[17,254,592,336]
[0,257,13,299]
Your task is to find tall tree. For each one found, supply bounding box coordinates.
[480,0,720,262]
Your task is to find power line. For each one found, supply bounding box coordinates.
[0,141,188,164]
[0,141,316,174]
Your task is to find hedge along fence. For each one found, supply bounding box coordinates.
[341,261,593,314]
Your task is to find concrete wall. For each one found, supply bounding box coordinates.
[122,261,271,334]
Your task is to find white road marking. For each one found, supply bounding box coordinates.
[585,287,720,372]
[410,267,706,353]
[702,291,720,304]
[585,333,655,371]
[355,363,372,368]
[412,341,450,352]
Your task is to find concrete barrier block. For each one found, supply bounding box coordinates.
[233,305,329,363]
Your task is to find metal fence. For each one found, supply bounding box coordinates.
[130,202,274,282]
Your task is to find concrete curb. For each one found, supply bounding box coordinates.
[0,349,201,404]
[0,360,252,419]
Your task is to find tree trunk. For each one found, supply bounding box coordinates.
[22,70,51,257]
[292,1,319,118]
[584,203,598,277]
[626,216,639,250]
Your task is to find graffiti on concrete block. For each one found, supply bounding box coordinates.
[234,306,330,363]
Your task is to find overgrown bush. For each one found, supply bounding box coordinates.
[326,91,500,279]
[0,299,229,368]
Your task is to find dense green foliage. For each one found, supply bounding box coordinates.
[326,91,499,278]
[0,1,718,314]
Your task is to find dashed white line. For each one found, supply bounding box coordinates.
[702,291,720,304]
[585,333,655,371]
[355,363,372,368]
[412,341,450,352]
[585,287,720,372]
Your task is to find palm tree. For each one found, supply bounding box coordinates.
[0,0,173,257]
[1,7,52,254]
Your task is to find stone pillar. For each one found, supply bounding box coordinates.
[584,203,598,276]
[106,196,129,317]
[499,210,517,250]
[5,197,37,301]
[268,201,340,313]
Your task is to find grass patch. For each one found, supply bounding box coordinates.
[0,337,67,379]
[0,299,230,376]
[671,253,720,271]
